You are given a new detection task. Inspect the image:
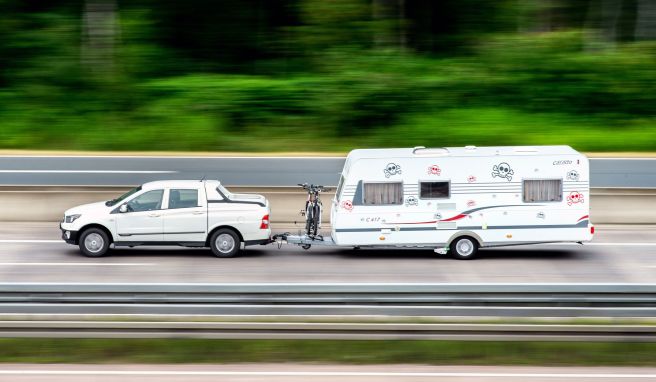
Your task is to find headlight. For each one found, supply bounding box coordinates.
[64,214,81,223]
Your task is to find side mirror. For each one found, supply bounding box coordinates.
[119,204,128,213]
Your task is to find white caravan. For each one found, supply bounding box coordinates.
[320,145,594,259]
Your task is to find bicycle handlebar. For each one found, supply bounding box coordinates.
[298,183,329,192]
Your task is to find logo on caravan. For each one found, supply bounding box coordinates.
[384,163,402,178]
[492,162,514,181]
[567,191,584,206]
[427,165,441,176]
[341,200,353,211]
[553,160,573,165]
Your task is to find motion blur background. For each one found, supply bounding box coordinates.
[2,0,656,152]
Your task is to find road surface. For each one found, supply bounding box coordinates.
[0,223,654,284]
[0,156,654,187]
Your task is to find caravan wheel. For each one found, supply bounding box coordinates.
[450,236,478,260]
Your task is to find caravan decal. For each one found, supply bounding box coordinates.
[382,204,541,225]
[467,175,477,183]
[405,196,418,206]
[341,200,353,211]
[577,215,589,222]
[384,163,402,178]
[439,204,532,222]
[567,191,584,206]
[492,162,514,181]
[427,165,441,176]
[567,170,580,181]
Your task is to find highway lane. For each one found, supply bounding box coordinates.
[0,156,655,187]
[0,223,654,283]
[1,365,655,382]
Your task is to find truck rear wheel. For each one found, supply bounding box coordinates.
[79,228,110,257]
[450,236,478,260]
[210,229,241,258]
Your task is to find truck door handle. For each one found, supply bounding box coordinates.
[148,213,161,217]
[192,211,205,215]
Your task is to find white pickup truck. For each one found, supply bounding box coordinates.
[60,180,271,257]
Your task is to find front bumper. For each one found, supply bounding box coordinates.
[59,223,78,244]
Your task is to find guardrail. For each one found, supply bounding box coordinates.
[0,321,654,341]
[1,283,656,318]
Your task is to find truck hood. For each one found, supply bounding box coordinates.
[64,201,112,216]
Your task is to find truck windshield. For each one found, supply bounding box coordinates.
[105,186,142,206]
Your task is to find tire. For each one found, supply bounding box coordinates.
[79,228,110,257]
[305,205,318,236]
[450,236,478,260]
[311,204,320,235]
[210,228,241,258]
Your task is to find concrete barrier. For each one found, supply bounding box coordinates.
[0,186,653,224]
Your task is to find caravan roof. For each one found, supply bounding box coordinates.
[346,146,580,161]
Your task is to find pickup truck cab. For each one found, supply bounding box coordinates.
[60,180,271,257]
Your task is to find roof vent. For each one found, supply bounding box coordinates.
[514,147,538,153]
[413,147,450,156]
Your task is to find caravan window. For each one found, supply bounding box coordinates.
[335,175,345,202]
[363,182,403,205]
[523,179,563,202]
[420,181,450,199]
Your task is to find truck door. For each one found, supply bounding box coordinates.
[161,188,207,243]
[115,189,164,242]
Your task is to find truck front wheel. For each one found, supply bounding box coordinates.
[210,229,241,258]
[79,228,110,257]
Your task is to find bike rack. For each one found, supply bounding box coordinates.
[272,233,336,248]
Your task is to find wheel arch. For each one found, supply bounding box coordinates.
[206,225,244,246]
[446,231,483,248]
[76,223,114,245]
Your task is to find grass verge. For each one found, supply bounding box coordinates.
[1,338,655,366]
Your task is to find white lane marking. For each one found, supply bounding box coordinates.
[585,243,656,246]
[0,170,176,174]
[0,370,653,378]
[0,263,153,266]
[0,240,64,244]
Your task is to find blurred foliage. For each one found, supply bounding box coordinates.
[1,338,656,365]
[1,0,655,151]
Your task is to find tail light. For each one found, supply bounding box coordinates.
[260,214,270,229]
[590,225,595,235]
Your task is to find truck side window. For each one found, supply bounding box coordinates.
[419,181,450,199]
[523,179,563,202]
[169,189,199,209]
[363,182,403,205]
[126,190,164,212]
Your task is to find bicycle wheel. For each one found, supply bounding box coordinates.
[305,205,314,236]
[310,204,320,236]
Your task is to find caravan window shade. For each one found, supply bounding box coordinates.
[420,181,450,199]
[363,182,403,205]
[523,179,563,202]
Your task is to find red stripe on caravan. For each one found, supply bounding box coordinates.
[440,214,467,222]
[383,221,438,225]
[577,215,589,222]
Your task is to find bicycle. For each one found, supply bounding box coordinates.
[298,183,329,240]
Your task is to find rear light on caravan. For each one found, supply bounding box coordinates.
[260,214,270,229]
[590,225,595,235]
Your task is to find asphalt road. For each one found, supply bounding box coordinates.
[0,223,654,284]
[0,156,654,187]
[0,365,655,382]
